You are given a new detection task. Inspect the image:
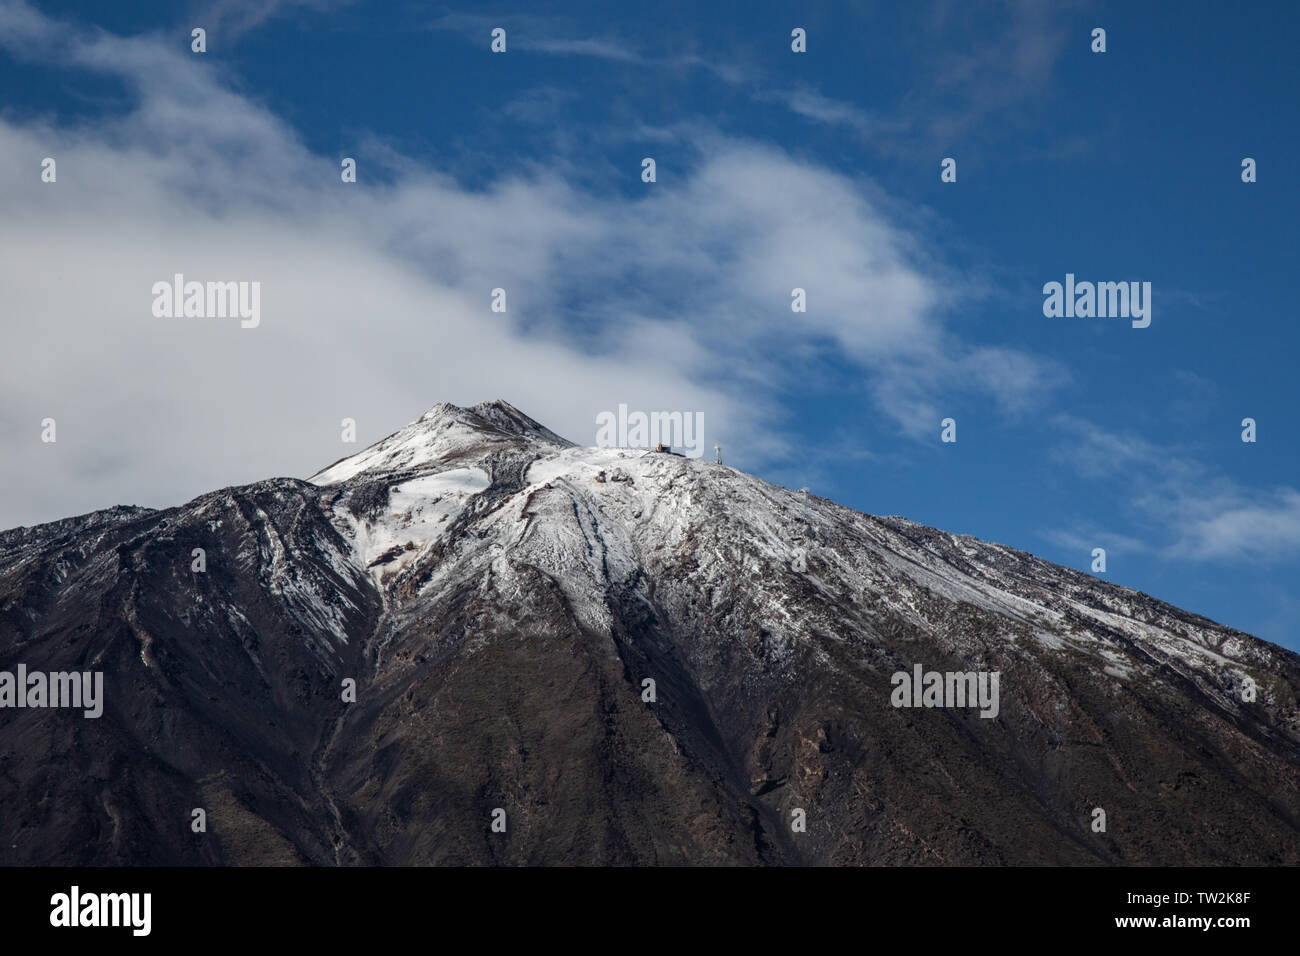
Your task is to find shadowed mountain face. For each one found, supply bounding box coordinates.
[1,400,1297,865]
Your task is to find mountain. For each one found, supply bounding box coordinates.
[1,399,1297,865]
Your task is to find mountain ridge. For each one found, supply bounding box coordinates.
[1,400,1297,865]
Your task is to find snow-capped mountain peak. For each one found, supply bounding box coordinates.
[309,399,570,486]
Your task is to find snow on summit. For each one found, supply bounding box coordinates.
[308,400,570,486]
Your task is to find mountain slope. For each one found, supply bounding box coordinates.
[1,400,1297,864]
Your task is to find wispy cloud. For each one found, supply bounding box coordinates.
[1049,414,1175,479]
[760,86,909,140]
[194,0,356,36]
[425,3,1073,154]
[527,36,645,62]
[427,12,644,61]
[916,0,1071,145]
[425,11,904,144]
[1152,487,1300,562]
[1048,415,1300,563]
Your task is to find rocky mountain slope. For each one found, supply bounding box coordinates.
[1,400,1297,865]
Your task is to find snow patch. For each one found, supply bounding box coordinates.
[333,467,490,581]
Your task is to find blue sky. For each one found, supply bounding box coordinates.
[1,0,1298,648]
